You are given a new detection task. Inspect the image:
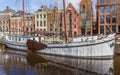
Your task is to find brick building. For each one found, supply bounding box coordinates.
[10,11,35,35]
[96,0,118,36]
[10,11,23,35]
[26,13,35,36]
[80,0,93,36]
[65,3,81,41]
[47,7,63,33]
[0,6,15,35]
[47,6,63,42]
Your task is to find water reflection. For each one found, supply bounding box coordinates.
[0,45,120,75]
[41,55,113,75]
[1,50,114,75]
[26,52,48,67]
[114,55,120,75]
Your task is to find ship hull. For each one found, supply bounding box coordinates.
[39,38,115,58]
[3,34,115,58]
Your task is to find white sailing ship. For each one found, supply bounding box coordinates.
[3,0,115,58]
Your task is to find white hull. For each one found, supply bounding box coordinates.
[3,39,27,50]
[3,34,115,58]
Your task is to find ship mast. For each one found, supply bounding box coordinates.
[63,0,67,43]
[22,0,26,35]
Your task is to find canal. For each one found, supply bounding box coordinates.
[0,45,119,75]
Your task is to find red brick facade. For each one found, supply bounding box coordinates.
[64,3,81,40]
[9,14,35,35]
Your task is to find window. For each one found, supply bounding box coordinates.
[74,25,76,28]
[55,29,57,31]
[74,32,77,37]
[44,14,46,18]
[44,20,46,26]
[86,5,91,10]
[69,19,72,25]
[106,26,110,34]
[68,30,72,37]
[44,29,46,31]
[60,13,63,21]
[86,20,91,26]
[26,21,29,26]
[50,24,52,27]
[37,21,39,27]
[86,14,91,20]
[29,21,32,26]
[112,0,117,2]
[100,16,104,24]
[60,24,62,27]
[106,6,110,14]
[112,6,116,14]
[80,6,85,12]
[60,29,62,32]
[68,11,72,19]
[86,28,91,35]
[40,14,42,18]
[112,16,116,23]
[106,0,110,3]
[26,28,28,31]
[112,26,116,33]
[37,14,39,19]
[50,29,52,31]
[100,0,104,4]
[80,13,85,19]
[100,7,104,14]
[100,26,104,34]
[40,21,42,26]
[106,16,110,23]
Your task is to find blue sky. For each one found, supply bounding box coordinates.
[0,0,97,17]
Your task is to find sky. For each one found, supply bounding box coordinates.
[0,0,97,17]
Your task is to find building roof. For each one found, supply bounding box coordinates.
[2,6,15,14]
[35,5,49,13]
[66,3,79,14]
[12,10,30,17]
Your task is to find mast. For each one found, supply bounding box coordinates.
[22,0,26,35]
[63,0,67,43]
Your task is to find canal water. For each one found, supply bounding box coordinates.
[0,45,119,75]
